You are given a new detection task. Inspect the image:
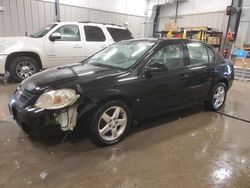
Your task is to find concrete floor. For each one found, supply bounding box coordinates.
[0,81,250,188]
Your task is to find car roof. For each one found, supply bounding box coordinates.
[54,21,126,29]
[123,38,209,46]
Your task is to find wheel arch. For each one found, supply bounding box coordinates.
[5,51,43,72]
[97,95,134,112]
[78,94,136,119]
[217,78,228,90]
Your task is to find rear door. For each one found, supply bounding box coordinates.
[83,25,113,57]
[185,42,215,103]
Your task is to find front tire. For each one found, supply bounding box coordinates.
[9,56,40,82]
[89,100,132,147]
[206,82,227,111]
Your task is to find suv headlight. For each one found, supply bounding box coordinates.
[35,89,80,110]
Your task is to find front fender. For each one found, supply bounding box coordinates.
[0,37,44,63]
[78,88,135,118]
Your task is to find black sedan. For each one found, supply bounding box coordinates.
[9,39,234,146]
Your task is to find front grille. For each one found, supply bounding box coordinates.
[14,88,35,106]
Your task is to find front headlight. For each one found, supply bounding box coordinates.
[35,89,80,110]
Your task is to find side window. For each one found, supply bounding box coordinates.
[207,47,215,62]
[53,25,80,41]
[84,26,106,42]
[107,27,133,42]
[148,43,184,70]
[187,43,209,65]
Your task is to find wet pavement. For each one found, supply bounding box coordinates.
[0,81,250,188]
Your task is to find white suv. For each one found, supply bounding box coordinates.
[0,22,133,82]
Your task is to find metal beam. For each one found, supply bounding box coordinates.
[55,0,60,22]
[175,0,179,23]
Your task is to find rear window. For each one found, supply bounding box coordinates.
[107,27,133,42]
[84,26,106,42]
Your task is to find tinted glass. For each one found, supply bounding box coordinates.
[107,27,133,42]
[30,24,57,38]
[148,43,184,70]
[207,47,215,62]
[84,26,106,42]
[187,43,209,65]
[87,40,155,69]
[53,25,80,41]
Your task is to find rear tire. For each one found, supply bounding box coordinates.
[9,56,40,82]
[89,100,132,147]
[206,82,227,111]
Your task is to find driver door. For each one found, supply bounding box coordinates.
[137,42,190,117]
[44,24,85,68]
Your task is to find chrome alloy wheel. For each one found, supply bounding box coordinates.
[213,86,226,109]
[16,61,36,79]
[98,106,127,141]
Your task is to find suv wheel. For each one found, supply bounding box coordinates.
[90,100,132,147]
[206,82,227,111]
[9,56,40,82]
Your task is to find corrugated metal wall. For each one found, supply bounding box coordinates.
[0,0,145,38]
[59,4,145,38]
[0,0,56,37]
[158,11,229,33]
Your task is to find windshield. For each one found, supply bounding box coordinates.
[30,24,57,38]
[87,40,156,69]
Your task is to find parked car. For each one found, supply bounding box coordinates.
[9,39,234,146]
[0,21,133,82]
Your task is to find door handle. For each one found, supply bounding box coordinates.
[189,65,207,70]
[180,73,189,79]
[73,44,82,48]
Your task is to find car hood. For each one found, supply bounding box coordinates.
[0,36,40,54]
[21,63,122,92]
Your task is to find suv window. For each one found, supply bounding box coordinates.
[148,43,184,70]
[53,25,80,41]
[84,26,106,42]
[187,43,209,65]
[107,27,133,42]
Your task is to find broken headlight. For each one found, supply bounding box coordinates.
[35,89,80,110]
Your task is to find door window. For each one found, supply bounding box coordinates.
[53,25,80,41]
[107,27,133,42]
[187,43,209,65]
[84,26,106,42]
[147,43,184,70]
[207,47,215,62]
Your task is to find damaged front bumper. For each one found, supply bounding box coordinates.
[9,88,79,133]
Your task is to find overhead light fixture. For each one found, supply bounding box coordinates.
[0,6,4,12]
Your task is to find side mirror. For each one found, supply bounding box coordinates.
[144,62,168,78]
[49,32,61,41]
[148,62,168,72]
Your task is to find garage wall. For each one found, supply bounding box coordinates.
[0,0,145,38]
[236,0,250,46]
[59,4,145,38]
[158,0,231,32]
[158,11,229,32]
[0,0,56,37]
[43,0,148,17]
